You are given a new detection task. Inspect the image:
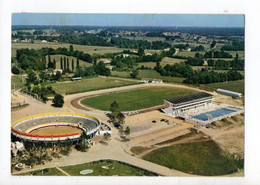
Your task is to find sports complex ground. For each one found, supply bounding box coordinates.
[11,78,244,176]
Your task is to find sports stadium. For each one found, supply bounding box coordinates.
[11,113,100,143]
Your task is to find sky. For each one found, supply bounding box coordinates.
[12,13,244,27]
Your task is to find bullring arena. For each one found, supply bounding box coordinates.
[11,113,100,142]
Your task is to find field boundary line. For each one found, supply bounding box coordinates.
[56,166,70,176]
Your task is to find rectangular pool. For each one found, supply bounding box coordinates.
[193,107,239,121]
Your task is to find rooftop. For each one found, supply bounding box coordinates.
[165,92,213,105]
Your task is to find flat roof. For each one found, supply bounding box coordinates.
[165,92,213,105]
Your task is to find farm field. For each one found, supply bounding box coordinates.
[137,70,185,83]
[161,57,186,66]
[142,140,241,176]
[81,87,195,111]
[111,71,131,78]
[50,77,141,95]
[202,80,244,93]
[11,41,134,57]
[176,51,205,58]
[46,54,92,70]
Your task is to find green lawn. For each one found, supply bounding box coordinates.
[81,87,195,111]
[11,75,26,90]
[60,160,156,176]
[17,168,64,176]
[161,57,186,67]
[111,71,131,78]
[50,77,140,95]
[17,160,156,176]
[143,140,241,176]
[202,80,244,93]
[176,51,206,58]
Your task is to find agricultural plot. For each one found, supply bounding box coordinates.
[11,41,134,57]
[143,140,242,176]
[111,71,131,78]
[50,77,140,95]
[45,54,92,70]
[81,87,195,111]
[176,51,206,58]
[160,57,185,67]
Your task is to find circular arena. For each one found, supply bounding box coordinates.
[11,113,100,142]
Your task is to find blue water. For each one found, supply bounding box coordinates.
[193,108,236,121]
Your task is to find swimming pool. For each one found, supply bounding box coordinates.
[193,107,238,121]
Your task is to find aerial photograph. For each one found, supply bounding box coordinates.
[10,13,244,177]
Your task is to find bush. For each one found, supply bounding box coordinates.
[12,66,20,74]
[52,94,64,107]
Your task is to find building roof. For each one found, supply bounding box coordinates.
[165,92,213,105]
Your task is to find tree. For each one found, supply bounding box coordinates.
[26,70,38,85]
[67,58,69,70]
[60,57,63,70]
[72,59,74,71]
[138,48,145,56]
[11,66,20,74]
[53,59,56,69]
[130,69,139,79]
[69,45,74,54]
[52,94,64,107]
[110,101,120,120]
[63,60,66,71]
[124,126,130,136]
[117,112,125,125]
[211,40,217,49]
[76,56,79,68]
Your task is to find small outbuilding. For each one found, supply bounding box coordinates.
[216,88,242,98]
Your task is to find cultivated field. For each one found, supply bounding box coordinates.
[176,51,206,58]
[111,71,131,78]
[50,77,140,95]
[81,87,195,111]
[46,54,92,70]
[11,41,134,57]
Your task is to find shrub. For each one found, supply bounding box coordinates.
[12,66,20,74]
[52,94,64,107]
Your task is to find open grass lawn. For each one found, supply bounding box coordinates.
[50,77,140,95]
[11,75,25,90]
[46,54,92,71]
[60,160,156,176]
[18,168,64,176]
[202,80,244,93]
[143,140,241,176]
[130,146,150,155]
[81,87,195,111]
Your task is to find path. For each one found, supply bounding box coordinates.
[56,166,70,176]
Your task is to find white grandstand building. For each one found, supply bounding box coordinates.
[162,92,214,117]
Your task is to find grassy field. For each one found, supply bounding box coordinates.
[143,140,240,176]
[11,75,25,90]
[81,87,195,111]
[161,57,185,66]
[11,41,135,57]
[60,160,156,176]
[202,80,244,93]
[111,71,131,78]
[46,54,92,70]
[17,160,156,176]
[137,70,185,83]
[50,77,140,95]
[176,51,205,58]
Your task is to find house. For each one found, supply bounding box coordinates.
[164,48,171,51]
[122,54,129,58]
[41,40,47,43]
[141,78,163,83]
[53,69,63,75]
[99,58,111,64]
